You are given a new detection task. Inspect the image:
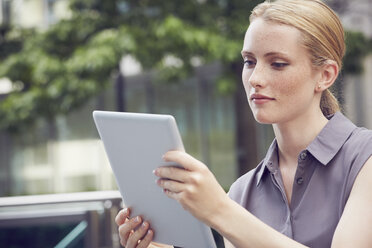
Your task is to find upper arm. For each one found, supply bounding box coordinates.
[150,243,173,248]
[224,237,235,248]
[332,156,372,248]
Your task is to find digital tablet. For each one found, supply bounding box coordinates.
[93,111,217,248]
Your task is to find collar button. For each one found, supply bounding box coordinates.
[296,177,304,185]
[300,152,307,160]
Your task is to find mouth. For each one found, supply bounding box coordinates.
[250,93,275,103]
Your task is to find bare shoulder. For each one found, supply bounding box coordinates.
[332,156,372,248]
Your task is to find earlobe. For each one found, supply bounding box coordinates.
[316,60,339,92]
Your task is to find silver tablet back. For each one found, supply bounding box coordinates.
[93,111,216,248]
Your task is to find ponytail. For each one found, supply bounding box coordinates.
[320,89,340,116]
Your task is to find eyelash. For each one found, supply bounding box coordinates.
[243,59,289,69]
[243,59,256,68]
[271,62,289,68]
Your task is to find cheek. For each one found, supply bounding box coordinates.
[274,73,305,98]
[242,69,252,88]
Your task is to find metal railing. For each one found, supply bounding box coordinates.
[0,191,123,248]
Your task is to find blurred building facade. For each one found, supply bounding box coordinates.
[0,0,371,197]
[0,62,238,196]
[337,0,372,128]
[0,0,70,29]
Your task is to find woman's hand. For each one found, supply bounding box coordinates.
[115,208,154,248]
[115,208,173,248]
[153,150,230,226]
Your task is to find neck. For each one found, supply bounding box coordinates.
[273,108,329,167]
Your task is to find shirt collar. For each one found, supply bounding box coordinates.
[256,112,356,186]
[256,139,279,186]
[307,112,356,165]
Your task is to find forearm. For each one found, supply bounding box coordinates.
[211,199,308,248]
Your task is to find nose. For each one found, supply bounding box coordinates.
[243,63,266,89]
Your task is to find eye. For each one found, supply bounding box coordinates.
[271,62,288,69]
[243,59,256,68]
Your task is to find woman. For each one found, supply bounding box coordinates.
[115,0,372,247]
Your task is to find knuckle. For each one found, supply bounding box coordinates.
[198,163,209,173]
[118,218,139,238]
[133,223,147,238]
[118,225,128,238]
[189,173,201,185]
[160,167,170,178]
[171,150,181,157]
[162,180,169,188]
[184,185,196,198]
[164,179,177,191]
[118,224,124,234]
[127,227,146,248]
[168,166,175,174]
[167,166,178,177]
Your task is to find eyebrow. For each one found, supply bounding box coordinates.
[241,51,290,58]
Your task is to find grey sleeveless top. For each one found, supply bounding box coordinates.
[228,112,372,248]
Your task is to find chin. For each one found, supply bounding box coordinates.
[253,114,273,124]
[251,111,276,124]
[255,117,274,124]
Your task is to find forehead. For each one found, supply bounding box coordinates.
[242,18,305,57]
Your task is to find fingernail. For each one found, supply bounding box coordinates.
[142,222,148,229]
[123,208,127,214]
[135,216,141,223]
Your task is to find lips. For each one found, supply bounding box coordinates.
[250,93,275,104]
[250,93,275,100]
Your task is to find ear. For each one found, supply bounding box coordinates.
[315,60,339,92]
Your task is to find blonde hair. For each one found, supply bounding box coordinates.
[250,0,345,116]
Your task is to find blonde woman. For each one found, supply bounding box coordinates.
[115,0,372,247]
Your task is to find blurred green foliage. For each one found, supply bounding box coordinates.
[0,0,370,132]
[344,31,372,74]
[0,0,262,132]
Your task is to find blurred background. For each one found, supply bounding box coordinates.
[0,0,371,247]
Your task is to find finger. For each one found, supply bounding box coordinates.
[163,150,205,171]
[118,216,142,245]
[157,178,184,193]
[137,229,154,248]
[126,221,150,248]
[154,166,189,183]
[115,208,130,226]
[163,189,181,201]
